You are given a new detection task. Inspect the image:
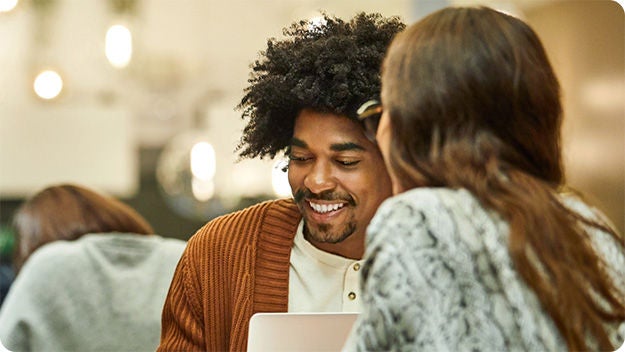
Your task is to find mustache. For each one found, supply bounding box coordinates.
[293,189,356,206]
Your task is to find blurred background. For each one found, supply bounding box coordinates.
[0,0,623,247]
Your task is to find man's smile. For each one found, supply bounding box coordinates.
[307,201,346,214]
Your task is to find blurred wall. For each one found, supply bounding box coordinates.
[0,0,623,237]
[0,0,413,239]
[526,1,624,233]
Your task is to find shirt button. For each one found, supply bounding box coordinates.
[353,263,361,271]
[348,292,356,300]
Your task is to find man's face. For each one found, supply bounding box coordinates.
[288,109,392,259]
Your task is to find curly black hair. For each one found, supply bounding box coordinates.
[236,12,405,159]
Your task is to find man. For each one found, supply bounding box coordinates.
[158,12,405,351]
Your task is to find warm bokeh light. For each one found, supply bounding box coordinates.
[105,24,132,68]
[190,141,216,181]
[0,0,18,13]
[272,159,291,198]
[190,141,216,201]
[192,178,215,202]
[33,70,63,100]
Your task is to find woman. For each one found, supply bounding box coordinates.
[347,6,625,351]
[0,184,186,351]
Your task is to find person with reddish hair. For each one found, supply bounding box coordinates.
[0,183,186,351]
[11,183,155,272]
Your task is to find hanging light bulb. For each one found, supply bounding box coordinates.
[190,142,216,181]
[105,24,132,68]
[0,0,18,13]
[33,69,63,100]
[190,141,217,201]
[156,130,225,220]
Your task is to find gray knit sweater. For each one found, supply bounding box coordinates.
[345,188,625,351]
[0,233,186,352]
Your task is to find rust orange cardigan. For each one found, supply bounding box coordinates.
[158,199,301,352]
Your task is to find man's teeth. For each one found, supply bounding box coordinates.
[308,202,345,213]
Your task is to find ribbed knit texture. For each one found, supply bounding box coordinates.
[158,199,301,352]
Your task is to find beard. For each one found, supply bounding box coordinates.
[303,216,357,244]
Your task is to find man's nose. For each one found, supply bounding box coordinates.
[303,161,336,194]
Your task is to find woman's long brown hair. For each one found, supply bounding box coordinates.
[12,183,154,272]
[381,6,625,350]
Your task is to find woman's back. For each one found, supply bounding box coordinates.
[0,233,186,352]
[349,187,625,351]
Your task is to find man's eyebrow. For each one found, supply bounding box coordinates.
[290,138,307,148]
[290,138,366,152]
[330,142,366,152]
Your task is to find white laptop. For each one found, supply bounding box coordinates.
[246,312,359,352]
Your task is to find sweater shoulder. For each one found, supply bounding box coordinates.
[194,198,299,236]
[185,198,301,253]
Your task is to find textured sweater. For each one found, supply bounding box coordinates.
[0,233,186,352]
[158,198,302,352]
[344,188,625,351]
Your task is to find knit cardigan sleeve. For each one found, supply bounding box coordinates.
[158,246,206,351]
[158,199,301,352]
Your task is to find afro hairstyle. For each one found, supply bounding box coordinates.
[236,12,405,160]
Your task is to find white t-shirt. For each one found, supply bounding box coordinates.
[288,220,364,312]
